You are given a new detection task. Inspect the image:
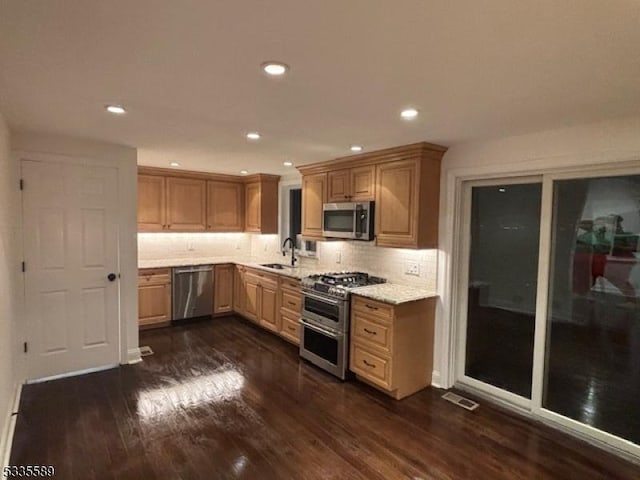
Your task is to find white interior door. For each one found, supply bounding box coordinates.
[22,160,120,380]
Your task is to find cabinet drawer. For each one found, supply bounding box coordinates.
[246,269,278,289]
[350,344,392,389]
[280,289,301,313]
[138,268,171,285]
[280,310,300,345]
[352,313,391,353]
[352,296,393,323]
[280,277,301,291]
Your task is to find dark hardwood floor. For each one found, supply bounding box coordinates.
[10,316,640,479]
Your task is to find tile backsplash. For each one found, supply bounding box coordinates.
[139,233,437,290]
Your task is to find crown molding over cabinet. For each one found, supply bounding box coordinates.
[297,142,447,248]
[137,166,280,233]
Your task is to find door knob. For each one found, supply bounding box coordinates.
[107,273,117,282]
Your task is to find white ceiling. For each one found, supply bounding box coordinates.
[1,0,639,175]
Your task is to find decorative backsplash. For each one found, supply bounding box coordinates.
[139,233,437,290]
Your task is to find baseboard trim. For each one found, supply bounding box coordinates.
[27,364,118,384]
[431,370,442,389]
[127,347,142,364]
[1,383,22,468]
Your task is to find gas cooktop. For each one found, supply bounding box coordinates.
[302,271,386,299]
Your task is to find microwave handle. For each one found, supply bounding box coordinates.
[354,204,364,238]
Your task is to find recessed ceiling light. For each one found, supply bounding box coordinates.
[400,108,419,119]
[350,145,363,152]
[283,161,293,167]
[170,162,180,167]
[105,104,126,114]
[240,169,249,175]
[261,61,289,76]
[246,132,261,140]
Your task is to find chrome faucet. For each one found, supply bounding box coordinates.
[282,237,298,267]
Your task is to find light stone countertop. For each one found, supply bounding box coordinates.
[138,258,436,303]
[350,283,437,305]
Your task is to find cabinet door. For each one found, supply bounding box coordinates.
[233,266,245,314]
[138,175,166,231]
[259,285,279,333]
[214,264,234,314]
[245,279,259,322]
[327,169,351,202]
[207,181,244,232]
[244,182,261,232]
[166,177,207,231]
[351,165,375,201]
[375,160,418,247]
[301,173,326,237]
[138,283,171,326]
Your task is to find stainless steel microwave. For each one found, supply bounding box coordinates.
[322,201,374,240]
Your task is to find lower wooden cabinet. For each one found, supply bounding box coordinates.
[278,277,302,345]
[244,268,280,332]
[233,265,246,315]
[213,264,234,314]
[138,268,172,329]
[349,295,435,399]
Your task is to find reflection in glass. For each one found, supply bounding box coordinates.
[545,175,640,444]
[465,183,542,398]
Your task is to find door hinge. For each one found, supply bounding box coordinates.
[23,342,28,353]
[21,261,25,272]
[19,179,24,190]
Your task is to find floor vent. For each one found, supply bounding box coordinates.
[442,392,479,411]
[140,346,154,357]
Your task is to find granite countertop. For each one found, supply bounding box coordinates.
[138,257,324,280]
[350,283,437,305]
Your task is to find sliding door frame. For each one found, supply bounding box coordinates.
[456,175,542,410]
[450,159,640,460]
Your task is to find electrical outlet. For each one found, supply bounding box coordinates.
[405,261,420,276]
[187,241,194,252]
[235,242,241,250]
[335,251,342,264]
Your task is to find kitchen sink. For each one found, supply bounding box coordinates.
[260,263,290,270]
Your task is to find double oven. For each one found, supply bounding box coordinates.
[299,289,350,379]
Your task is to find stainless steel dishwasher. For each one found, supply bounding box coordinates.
[172,265,214,320]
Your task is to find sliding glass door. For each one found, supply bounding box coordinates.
[459,178,542,403]
[543,174,640,446]
[458,169,640,457]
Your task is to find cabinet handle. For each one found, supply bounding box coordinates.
[365,304,378,310]
[287,325,296,331]
[363,359,376,368]
[363,328,377,335]
[287,301,296,306]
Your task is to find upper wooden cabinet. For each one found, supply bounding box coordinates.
[207,181,244,232]
[166,176,207,231]
[138,175,166,231]
[327,165,375,202]
[301,173,327,238]
[244,176,279,233]
[137,167,279,233]
[298,142,445,248]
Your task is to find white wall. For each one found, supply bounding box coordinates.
[11,131,140,365]
[437,115,640,388]
[0,112,20,465]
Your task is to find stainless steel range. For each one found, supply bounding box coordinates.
[300,272,386,379]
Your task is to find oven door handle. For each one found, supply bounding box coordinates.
[300,319,342,338]
[303,291,344,306]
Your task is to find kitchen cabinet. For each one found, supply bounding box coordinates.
[279,277,302,345]
[233,265,246,315]
[213,264,234,314]
[138,175,166,231]
[138,268,172,328]
[207,181,244,232]
[327,165,375,202]
[166,176,207,231]
[297,142,445,248]
[349,295,435,400]
[301,173,327,238]
[245,268,280,332]
[244,176,279,233]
